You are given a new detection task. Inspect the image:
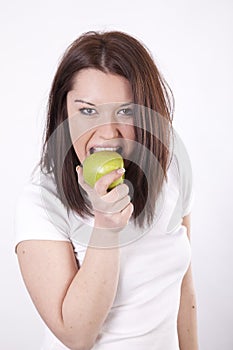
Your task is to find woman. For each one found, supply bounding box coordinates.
[15,31,199,349]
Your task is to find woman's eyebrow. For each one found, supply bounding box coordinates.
[74,99,96,106]
[120,102,134,107]
[74,99,134,107]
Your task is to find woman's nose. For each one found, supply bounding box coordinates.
[95,122,120,139]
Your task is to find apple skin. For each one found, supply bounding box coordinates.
[82,151,124,189]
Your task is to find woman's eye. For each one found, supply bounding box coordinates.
[118,108,134,116]
[79,108,97,116]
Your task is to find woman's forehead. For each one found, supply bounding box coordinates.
[70,68,132,102]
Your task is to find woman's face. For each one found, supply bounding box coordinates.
[67,68,135,164]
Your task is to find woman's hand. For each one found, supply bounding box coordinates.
[76,166,133,232]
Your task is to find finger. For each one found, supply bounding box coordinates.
[95,195,131,215]
[111,195,131,213]
[103,183,129,203]
[94,168,125,196]
[121,202,134,221]
[110,202,134,231]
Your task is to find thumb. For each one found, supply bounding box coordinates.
[76,165,90,191]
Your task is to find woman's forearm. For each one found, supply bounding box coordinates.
[61,228,120,350]
[177,269,199,350]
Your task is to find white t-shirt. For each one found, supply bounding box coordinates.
[14,154,194,350]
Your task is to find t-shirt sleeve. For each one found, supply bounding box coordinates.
[180,168,194,217]
[173,132,195,218]
[14,176,71,251]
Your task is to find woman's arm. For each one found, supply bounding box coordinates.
[177,214,199,350]
[17,237,120,350]
[17,169,133,350]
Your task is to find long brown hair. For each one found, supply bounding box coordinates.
[39,31,174,228]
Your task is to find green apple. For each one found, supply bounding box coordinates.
[82,151,124,189]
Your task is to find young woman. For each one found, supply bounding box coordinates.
[15,31,199,350]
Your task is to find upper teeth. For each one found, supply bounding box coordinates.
[92,147,119,153]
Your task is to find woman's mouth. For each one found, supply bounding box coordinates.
[89,146,123,155]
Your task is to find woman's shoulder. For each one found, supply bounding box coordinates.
[16,167,63,215]
[29,165,58,197]
[14,166,71,248]
[168,132,194,217]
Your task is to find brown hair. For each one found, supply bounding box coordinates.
[39,31,174,228]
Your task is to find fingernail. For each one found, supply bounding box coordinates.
[117,168,125,174]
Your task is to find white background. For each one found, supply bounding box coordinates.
[1,0,232,349]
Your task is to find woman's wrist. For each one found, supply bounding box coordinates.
[89,222,121,249]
